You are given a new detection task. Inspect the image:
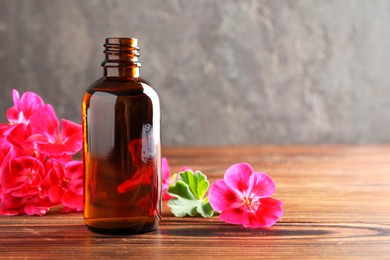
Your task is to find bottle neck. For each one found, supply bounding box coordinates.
[101,38,141,78]
[103,67,140,78]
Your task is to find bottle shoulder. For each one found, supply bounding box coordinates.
[84,77,159,100]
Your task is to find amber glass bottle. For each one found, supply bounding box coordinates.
[82,38,161,234]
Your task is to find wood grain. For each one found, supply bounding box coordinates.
[1,145,390,259]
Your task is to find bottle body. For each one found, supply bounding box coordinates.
[82,38,161,234]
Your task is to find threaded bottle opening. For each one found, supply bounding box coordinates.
[102,37,141,67]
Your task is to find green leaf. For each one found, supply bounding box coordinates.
[167,170,214,218]
[179,170,209,199]
[167,180,197,200]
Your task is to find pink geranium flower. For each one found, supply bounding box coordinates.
[0,89,83,216]
[28,105,82,156]
[162,157,172,200]
[6,89,45,125]
[0,150,53,216]
[209,163,283,228]
[1,151,45,197]
[43,160,83,213]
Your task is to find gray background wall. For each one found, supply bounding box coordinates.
[1,0,390,146]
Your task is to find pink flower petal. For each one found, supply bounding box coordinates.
[43,160,64,187]
[162,185,171,200]
[49,154,73,164]
[16,90,45,118]
[162,157,170,183]
[11,89,20,105]
[253,198,284,227]
[5,107,20,124]
[209,179,240,212]
[0,193,26,215]
[65,160,83,178]
[48,185,64,204]
[61,119,82,154]
[62,189,83,211]
[37,143,67,157]
[24,203,50,216]
[248,172,276,198]
[1,153,44,196]
[224,162,254,193]
[219,206,248,226]
[161,157,172,200]
[6,89,45,124]
[23,195,54,216]
[31,118,82,157]
[217,201,264,229]
[65,161,83,194]
[30,104,59,136]
[6,124,34,151]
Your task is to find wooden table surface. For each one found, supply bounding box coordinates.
[1,145,390,259]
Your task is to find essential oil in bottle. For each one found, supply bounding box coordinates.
[82,38,161,235]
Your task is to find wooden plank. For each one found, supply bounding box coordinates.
[0,145,389,259]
